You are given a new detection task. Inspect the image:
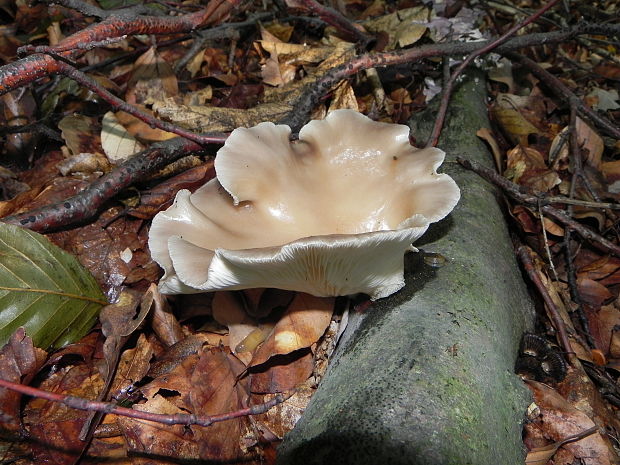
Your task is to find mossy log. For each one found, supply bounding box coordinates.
[277,70,535,465]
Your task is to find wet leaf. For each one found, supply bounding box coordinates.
[0,223,106,349]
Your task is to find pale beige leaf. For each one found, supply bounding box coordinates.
[101,111,144,163]
[250,293,334,368]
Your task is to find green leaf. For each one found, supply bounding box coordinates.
[0,223,107,349]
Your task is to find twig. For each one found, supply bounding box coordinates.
[426,0,562,147]
[291,0,372,45]
[0,377,291,427]
[54,60,218,146]
[282,24,616,132]
[457,157,620,258]
[1,138,213,231]
[43,0,157,19]
[0,0,242,95]
[517,245,574,359]
[564,102,596,348]
[508,53,620,139]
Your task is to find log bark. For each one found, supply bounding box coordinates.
[277,70,535,464]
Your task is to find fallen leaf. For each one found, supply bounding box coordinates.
[25,364,104,465]
[58,114,102,157]
[476,127,503,172]
[250,349,314,393]
[528,380,613,465]
[101,111,144,163]
[577,277,613,308]
[126,47,178,105]
[0,328,46,433]
[0,223,106,349]
[126,346,258,462]
[250,293,334,368]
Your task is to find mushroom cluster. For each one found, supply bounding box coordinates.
[148,110,460,300]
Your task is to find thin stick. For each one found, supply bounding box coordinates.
[457,157,620,258]
[517,245,574,358]
[509,53,620,139]
[0,377,291,427]
[426,0,561,147]
[1,138,211,231]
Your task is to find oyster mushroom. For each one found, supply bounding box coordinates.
[148,109,460,300]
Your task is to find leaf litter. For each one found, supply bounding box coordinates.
[0,0,619,463]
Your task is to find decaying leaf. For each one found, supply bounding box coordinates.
[58,114,103,157]
[505,145,560,192]
[0,328,46,433]
[126,46,178,105]
[362,6,429,49]
[122,346,258,462]
[527,380,615,465]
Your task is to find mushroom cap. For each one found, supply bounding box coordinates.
[148,109,460,300]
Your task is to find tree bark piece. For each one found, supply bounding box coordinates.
[278,70,534,464]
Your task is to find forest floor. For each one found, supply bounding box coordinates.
[0,0,619,463]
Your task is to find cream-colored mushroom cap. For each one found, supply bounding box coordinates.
[148,109,460,300]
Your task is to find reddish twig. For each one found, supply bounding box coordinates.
[517,245,574,359]
[457,157,620,258]
[291,0,372,45]
[0,0,242,96]
[0,137,218,231]
[0,376,291,427]
[426,0,562,147]
[508,53,620,140]
[54,60,219,146]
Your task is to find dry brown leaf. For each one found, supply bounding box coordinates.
[550,117,605,171]
[575,117,604,169]
[576,277,613,308]
[119,393,200,461]
[58,114,102,157]
[250,349,314,393]
[476,127,503,172]
[126,46,179,105]
[328,80,358,112]
[250,293,334,368]
[150,283,185,347]
[528,380,613,465]
[109,333,153,399]
[0,328,46,433]
[25,364,104,465]
[492,107,539,145]
[505,145,560,192]
[49,206,159,300]
[361,6,428,49]
[130,346,257,462]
